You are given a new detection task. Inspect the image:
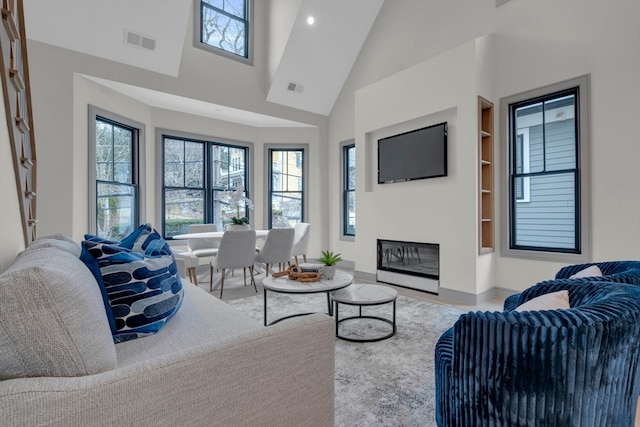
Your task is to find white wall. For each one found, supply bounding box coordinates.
[329,0,640,296]
[0,82,25,271]
[353,40,483,295]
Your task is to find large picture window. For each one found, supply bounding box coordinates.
[502,75,590,261]
[90,107,144,241]
[196,0,252,64]
[267,147,305,228]
[162,133,250,237]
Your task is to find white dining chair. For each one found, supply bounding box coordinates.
[209,229,257,298]
[172,250,199,285]
[255,228,295,276]
[187,224,219,259]
[291,222,311,265]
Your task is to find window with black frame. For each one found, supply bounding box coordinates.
[162,135,249,237]
[509,88,580,253]
[268,148,304,228]
[94,116,139,241]
[197,0,252,64]
[343,144,356,237]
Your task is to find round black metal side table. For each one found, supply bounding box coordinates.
[331,283,397,342]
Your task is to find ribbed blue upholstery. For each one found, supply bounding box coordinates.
[435,281,640,426]
[555,260,640,281]
[503,261,640,311]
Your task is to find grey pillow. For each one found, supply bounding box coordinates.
[0,246,117,379]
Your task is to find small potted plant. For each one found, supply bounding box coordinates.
[318,250,342,280]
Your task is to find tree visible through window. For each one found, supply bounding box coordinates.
[162,135,249,237]
[269,148,304,228]
[95,117,139,241]
[343,144,356,236]
[199,0,250,61]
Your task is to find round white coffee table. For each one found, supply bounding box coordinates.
[331,283,398,342]
[262,271,353,326]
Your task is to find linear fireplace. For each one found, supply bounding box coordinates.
[376,239,439,294]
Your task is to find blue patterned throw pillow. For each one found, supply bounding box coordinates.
[82,224,184,343]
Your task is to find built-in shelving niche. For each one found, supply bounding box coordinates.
[1,0,37,245]
[478,96,494,254]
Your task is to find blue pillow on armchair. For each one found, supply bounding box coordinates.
[82,224,184,343]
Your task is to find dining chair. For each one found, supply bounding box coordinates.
[172,249,199,285]
[209,229,257,298]
[255,228,295,276]
[291,222,311,265]
[187,224,219,259]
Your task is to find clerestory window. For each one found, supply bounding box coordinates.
[196,0,252,64]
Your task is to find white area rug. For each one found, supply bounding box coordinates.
[227,290,463,426]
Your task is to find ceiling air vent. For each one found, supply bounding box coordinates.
[124,29,157,51]
[287,82,304,94]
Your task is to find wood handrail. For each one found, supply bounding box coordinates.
[1,0,37,245]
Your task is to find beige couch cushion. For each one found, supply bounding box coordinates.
[0,246,117,380]
[26,234,82,257]
[115,283,261,367]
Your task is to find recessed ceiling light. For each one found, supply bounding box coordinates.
[307,16,315,25]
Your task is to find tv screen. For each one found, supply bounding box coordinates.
[377,122,447,184]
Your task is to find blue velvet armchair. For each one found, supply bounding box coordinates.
[503,260,640,311]
[435,281,640,426]
[555,260,640,281]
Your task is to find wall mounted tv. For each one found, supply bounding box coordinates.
[377,122,447,184]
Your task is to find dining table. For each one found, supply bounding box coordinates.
[172,229,270,241]
[171,229,271,291]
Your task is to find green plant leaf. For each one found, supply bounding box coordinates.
[319,250,342,266]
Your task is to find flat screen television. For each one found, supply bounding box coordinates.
[377,122,447,184]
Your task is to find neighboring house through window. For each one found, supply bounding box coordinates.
[502,75,590,262]
[161,131,251,237]
[266,146,306,228]
[195,0,252,64]
[341,141,355,238]
[89,106,144,241]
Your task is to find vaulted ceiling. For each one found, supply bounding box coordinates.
[23,0,384,125]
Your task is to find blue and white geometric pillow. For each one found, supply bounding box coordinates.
[82,224,184,343]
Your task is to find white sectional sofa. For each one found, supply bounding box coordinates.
[0,236,335,426]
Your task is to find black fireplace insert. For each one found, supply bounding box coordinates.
[377,239,439,280]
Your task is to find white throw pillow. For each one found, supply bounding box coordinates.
[515,290,570,312]
[569,265,603,279]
